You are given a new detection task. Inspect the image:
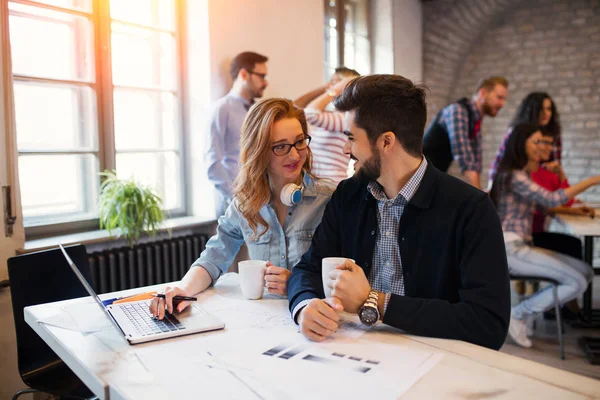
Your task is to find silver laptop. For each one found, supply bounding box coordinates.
[59,244,225,344]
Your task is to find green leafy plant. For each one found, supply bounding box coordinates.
[98,170,166,247]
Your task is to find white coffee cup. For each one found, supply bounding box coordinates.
[322,257,354,298]
[238,260,267,300]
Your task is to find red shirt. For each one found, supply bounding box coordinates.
[530,167,573,233]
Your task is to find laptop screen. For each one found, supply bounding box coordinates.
[58,244,125,336]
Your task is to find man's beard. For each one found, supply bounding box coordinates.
[249,84,265,99]
[353,149,382,184]
[482,100,497,117]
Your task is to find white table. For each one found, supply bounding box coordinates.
[550,209,600,364]
[550,209,600,319]
[25,274,600,399]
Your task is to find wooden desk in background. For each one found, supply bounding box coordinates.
[25,274,600,399]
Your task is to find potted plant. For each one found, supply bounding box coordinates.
[98,170,166,247]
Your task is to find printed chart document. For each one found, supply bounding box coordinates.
[204,329,443,399]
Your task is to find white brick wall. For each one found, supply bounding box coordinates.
[423,0,600,266]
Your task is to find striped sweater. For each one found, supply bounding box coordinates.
[304,107,351,184]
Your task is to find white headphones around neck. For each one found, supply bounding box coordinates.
[280,183,304,207]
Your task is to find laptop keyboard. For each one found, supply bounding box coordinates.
[120,300,185,336]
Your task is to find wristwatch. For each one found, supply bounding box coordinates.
[358,290,380,326]
[326,89,338,97]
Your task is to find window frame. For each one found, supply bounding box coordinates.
[323,0,370,80]
[8,0,190,240]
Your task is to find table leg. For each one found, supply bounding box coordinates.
[576,236,600,364]
[583,236,594,319]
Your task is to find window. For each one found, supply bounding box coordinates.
[8,0,186,235]
[323,0,370,80]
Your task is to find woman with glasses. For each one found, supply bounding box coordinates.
[150,98,335,319]
[489,123,600,348]
[528,129,595,324]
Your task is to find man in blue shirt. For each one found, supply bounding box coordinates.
[205,51,269,217]
[287,75,510,350]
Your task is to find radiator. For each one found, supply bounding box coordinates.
[87,234,210,294]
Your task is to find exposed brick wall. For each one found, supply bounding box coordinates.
[422,0,521,121]
[423,0,600,265]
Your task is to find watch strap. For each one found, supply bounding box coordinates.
[364,290,379,309]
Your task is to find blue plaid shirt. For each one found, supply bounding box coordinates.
[366,158,428,297]
[291,158,428,321]
[439,99,482,173]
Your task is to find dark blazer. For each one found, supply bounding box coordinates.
[287,162,510,350]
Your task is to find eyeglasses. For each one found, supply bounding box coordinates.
[271,136,311,156]
[532,138,554,146]
[249,70,268,80]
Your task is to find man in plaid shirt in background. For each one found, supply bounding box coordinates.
[423,76,509,189]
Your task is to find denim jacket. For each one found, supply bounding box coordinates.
[192,174,335,283]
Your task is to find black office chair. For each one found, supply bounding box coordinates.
[509,274,564,360]
[8,244,97,400]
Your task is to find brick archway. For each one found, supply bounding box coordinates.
[423,0,522,120]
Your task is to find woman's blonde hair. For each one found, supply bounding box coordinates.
[233,98,313,238]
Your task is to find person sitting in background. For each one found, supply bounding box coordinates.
[150,99,335,319]
[531,132,595,233]
[530,130,595,324]
[294,67,360,184]
[489,123,599,348]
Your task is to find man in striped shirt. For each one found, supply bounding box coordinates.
[295,67,360,184]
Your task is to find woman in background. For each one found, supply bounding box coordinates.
[490,123,599,348]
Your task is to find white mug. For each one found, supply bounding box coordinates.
[238,260,267,300]
[322,257,354,298]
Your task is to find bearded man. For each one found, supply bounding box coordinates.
[287,74,510,351]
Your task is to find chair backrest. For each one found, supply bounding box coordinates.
[7,244,93,377]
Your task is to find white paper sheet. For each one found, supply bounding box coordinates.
[132,342,284,400]
[201,329,442,399]
[38,301,113,333]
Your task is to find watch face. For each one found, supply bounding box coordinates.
[359,306,378,326]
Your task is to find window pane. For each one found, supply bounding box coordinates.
[327,28,338,67]
[113,90,178,151]
[27,0,93,12]
[344,3,355,33]
[9,3,94,81]
[14,82,97,150]
[111,22,176,89]
[355,36,370,75]
[19,154,98,221]
[326,67,336,79]
[116,152,181,210]
[110,0,175,31]
[344,34,355,69]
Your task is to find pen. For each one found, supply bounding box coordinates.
[152,293,197,301]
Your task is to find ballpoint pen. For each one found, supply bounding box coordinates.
[152,293,198,301]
